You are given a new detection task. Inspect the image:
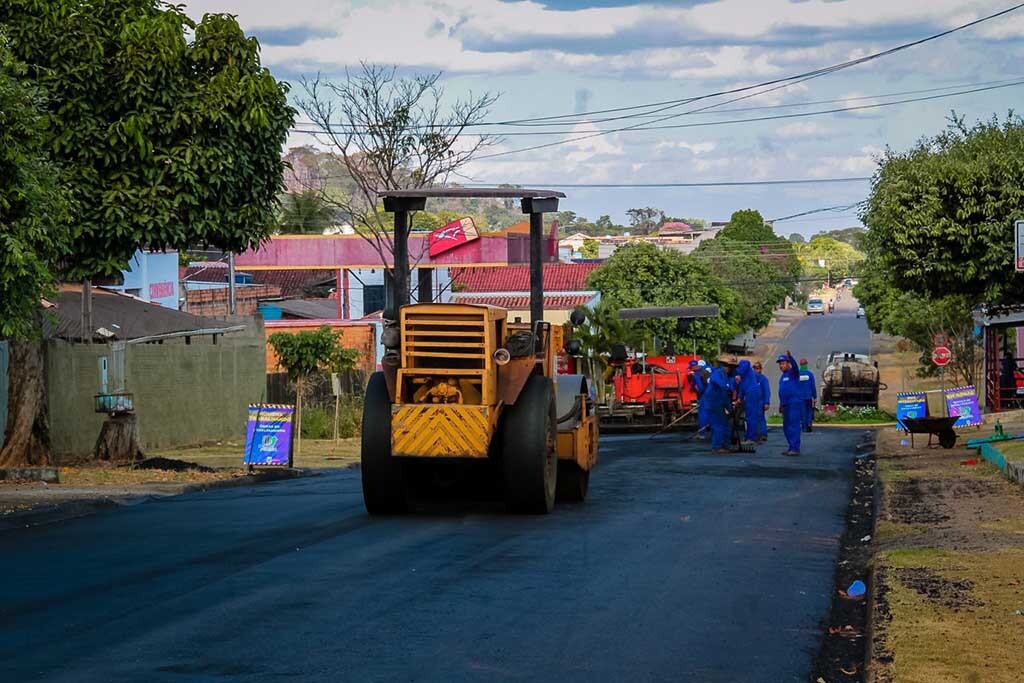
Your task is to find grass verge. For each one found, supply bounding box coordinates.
[870,427,1024,682]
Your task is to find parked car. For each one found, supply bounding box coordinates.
[807,298,825,315]
[856,305,865,318]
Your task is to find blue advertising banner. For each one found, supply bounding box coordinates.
[896,392,928,431]
[945,386,982,428]
[244,404,295,467]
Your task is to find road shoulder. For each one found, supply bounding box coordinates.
[868,425,1024,682]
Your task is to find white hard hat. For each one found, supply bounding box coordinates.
[697,359,707,368]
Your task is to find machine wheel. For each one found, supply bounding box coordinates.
[501,375,558,514]
[556,462,589,502]
[938,430,957,450]
[360,371,409,514]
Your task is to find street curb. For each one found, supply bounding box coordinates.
[0,467,309,533]
[978,443,1024,486]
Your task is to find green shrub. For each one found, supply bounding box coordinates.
[299,399,363,439]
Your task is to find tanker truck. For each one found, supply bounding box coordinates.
[818,351,887,408]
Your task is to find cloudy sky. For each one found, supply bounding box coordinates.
[182,0,1024,235]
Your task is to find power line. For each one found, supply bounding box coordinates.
[292,3,1024,133]
[472,79,1024,156]
[459,177,871,188]
[289,79,1024,138]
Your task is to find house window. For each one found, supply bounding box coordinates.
[363,285,386,315]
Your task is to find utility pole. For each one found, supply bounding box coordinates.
[228,252,237,315]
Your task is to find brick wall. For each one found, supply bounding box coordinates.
[185,285,281,317]
[265,322,376,377]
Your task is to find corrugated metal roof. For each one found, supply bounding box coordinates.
[450,263,601,293]
[46,288,214,341]
[452,294,597,310]
[270,299,340,320]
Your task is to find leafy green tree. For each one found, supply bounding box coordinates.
[626,207,664,235]
[796,236,865,282]
[2,1,295,278]
[812,227,866,250]
[1,1,294,466]
[855,114,1024,385]
[580,238,600,259]
[861,114,1024,302]
[718,209,776,243]
[278,191,338,234]
[268,326,359,454]
[788,233,806,244]
[586,242,742,356]
[692,239,789,331]
[0,41,72,468]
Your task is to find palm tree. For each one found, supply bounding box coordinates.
[278,191,338,234]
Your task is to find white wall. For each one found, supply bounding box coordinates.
[109,250,180,309]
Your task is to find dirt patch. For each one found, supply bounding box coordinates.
[893,567,983,611]
[869,428,1024,682]
[811,444,877,683]
[887,478,951,526]
[128,457,215,473]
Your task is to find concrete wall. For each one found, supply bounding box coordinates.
[47,324,266,459]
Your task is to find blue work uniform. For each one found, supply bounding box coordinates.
[777,354,802,453]
[735,360,763,442]
[756,372,771,439]
[799,368,817,431]
[695,369,711,432]
[705,367,733,450]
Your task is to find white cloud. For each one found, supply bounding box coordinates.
[775,122,829,139]
[655,141,717,155]
[809,145,884,177]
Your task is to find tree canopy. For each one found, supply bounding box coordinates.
[0,41,70,339]
[692,238,790,331]
[795,236,865,281]
[860,114,1024,303]
[1,0,295,279]
[586,241,742,356]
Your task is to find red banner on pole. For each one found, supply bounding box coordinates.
[429,217,479,257]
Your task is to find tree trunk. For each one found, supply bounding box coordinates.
[0,339,52,468]
[93,414,143,462]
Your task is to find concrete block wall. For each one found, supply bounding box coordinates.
[47,326,266,459]
[184,285,281,317]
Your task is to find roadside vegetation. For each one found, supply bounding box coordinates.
[856,114,1024,387]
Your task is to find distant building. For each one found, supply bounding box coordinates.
[105,249,181,309]
[451,263,601,324]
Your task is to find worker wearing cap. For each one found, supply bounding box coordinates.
[753,361,771,442]
[798,358,817,433]
[694,359,712,438]
[776,351,802,456]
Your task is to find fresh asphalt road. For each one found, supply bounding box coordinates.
[0,435,865,682]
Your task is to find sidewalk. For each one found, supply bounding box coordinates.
[752,306,805,359]
[868,423,1024,682]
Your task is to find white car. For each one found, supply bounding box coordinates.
[856,306,865,318]
[807,298,825,315]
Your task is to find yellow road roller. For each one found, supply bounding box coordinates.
[361,188,598,514]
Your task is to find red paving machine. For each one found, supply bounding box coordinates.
[596,306,720,432]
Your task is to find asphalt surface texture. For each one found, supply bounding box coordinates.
[0,305,872,682]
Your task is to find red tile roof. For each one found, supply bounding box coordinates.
[451,263,601,293]
[452,294,597,310]
[251,269,336,297]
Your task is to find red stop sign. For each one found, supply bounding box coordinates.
[932,346,952,366]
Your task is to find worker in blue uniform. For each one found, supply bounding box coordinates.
[734,359,762,444]
[798,358,817,433]
[776,352,802,456]
[754,361,771,442]
[694,359,712,438]
[705,359,736,454]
